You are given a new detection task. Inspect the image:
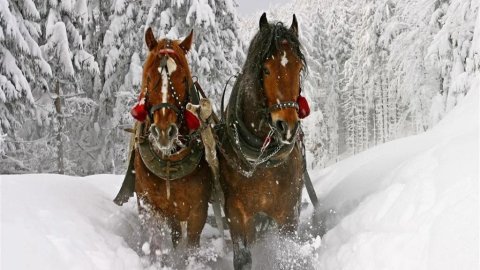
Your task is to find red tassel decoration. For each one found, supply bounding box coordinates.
[184,110,200,131]
[131,98,148,122]
[297,95,310,119]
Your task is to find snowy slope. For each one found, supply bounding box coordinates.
[312,84,479,269]
[1,86,478,269]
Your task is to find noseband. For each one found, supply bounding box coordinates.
[267,100,299,113]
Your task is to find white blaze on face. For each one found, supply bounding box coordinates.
[286,129,292,140]
[157,56,177,114]
[281,50,288,67]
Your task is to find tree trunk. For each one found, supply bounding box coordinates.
[55,80,65,174]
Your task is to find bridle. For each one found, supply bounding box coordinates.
[256,69,302,143]
[144,39,192,128]
[220,74,302,136]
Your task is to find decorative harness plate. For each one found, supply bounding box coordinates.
[136,123,203,180]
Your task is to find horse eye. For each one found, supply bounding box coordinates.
[263,67,270,75]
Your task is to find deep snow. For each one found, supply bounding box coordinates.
[1,87,478,269]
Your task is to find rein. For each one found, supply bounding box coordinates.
[220,74,238,122]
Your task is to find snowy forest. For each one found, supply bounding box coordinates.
[1,0,478,175]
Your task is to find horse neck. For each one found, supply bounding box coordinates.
[230,73,270,139]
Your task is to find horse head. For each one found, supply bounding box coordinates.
[141,27,194,154]
[258,13,305,144]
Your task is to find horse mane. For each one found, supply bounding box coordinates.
[242,22,306,89]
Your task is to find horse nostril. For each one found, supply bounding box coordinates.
[275,120,288,133]
[150,125,160,137]
[167,124,178,139]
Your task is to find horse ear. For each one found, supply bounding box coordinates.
[290,14,298,37]
[145,27,157,51]
[259,12,268,29]
[180,30,194,53]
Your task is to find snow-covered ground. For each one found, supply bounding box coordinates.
[312,85,479,269]
[1,87,478,269]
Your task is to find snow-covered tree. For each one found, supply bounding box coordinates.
[33,0,99,174]
[94,0,146,173]
[427,0,479,125]
[0,0,52,172]
[1,0,477,174]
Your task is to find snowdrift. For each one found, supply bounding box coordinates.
[1,88,478,269]
[313,86,479,269]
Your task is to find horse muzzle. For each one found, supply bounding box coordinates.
[273,119,299,144]
[149,123,179,152]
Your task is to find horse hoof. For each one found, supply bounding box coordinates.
[254,212,277,239]
[234,248,252,270]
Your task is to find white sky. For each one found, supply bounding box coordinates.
[236,0,292,16]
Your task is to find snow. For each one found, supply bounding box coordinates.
[1,82,478,269]
[312,81,479,269]
[1,175,142,270]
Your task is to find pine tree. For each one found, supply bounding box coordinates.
[0,0,52,172]
[427,0,478,126]
[36,0,99,174]
[96,0,146,173]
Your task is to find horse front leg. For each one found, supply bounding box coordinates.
[227,200,255,270]
[137,198,167,259]
[186,203,208,248]
[276,203,301,238]
[170,219,182,248]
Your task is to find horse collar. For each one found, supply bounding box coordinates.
[136,123,203,181]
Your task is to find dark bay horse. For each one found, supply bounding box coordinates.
[218,13,306,269]
[133,27,211,257]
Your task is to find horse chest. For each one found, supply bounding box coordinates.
[134,154,211,220]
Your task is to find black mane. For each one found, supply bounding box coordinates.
[242,22,306,85]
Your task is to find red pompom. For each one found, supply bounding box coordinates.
[131,98,148,122]
[184,110,200,131]
[297,95,310,119]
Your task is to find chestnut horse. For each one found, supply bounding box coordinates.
[217,13,306,269]
[133,28,211,258]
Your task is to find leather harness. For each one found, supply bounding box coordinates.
[216,73,301,177]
